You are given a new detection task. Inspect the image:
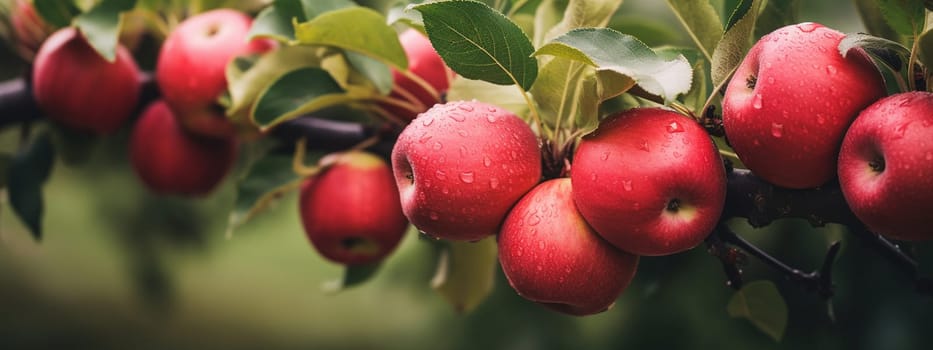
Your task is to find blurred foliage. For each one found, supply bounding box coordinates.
[1,0,933,349]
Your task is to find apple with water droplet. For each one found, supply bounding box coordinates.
[391,100,541,241]
[156,9,273,138]
[572,108,726,256]
[499,178,639,316]
[300,151,409,265]
[130,100,238,196]
[33,27,140,135]
[838,91,933,241]
[382,29,454,122]
[722,22,885,189]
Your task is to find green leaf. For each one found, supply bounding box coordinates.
[49,125,99,167]
[754,0,798,38]
[710,0,761,86]
[0,153,13,188]
[532,0,565,48]
[74,0,138,62]
[8,132,56,241]
[877,0,925,37]
[249,0,356,42]
[227,154,306,236]
[414,0,538,90]
[724,0,753,31]
[447,77,529,116]
[431,237,498,313]
[535,28,692,102]
[853,0,902,42]
[683,56,709,115]
[251,67,349,129]
[294,7,408,70]
[727,280,788,342]
[34,0,80,28]
[838,33,912,70]
[666,0,723,60]
[323,263,383,292]
[345,51,393,95]
[226,45,325,120]
[540,0,623,44]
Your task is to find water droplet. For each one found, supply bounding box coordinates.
[767,77,775,84]
[490,178,500,189]
[516,249,523,257]
[457,129,469,137]
[460,171,475,183]
[926,152,933,161]
[458,104,474,112]
[483,156,492,167]
[623,180,633,191]
[429,212,439,221]
[601,151,610,161]
[538,241,545,249]
[637,140,650,152]
[753,139,761,147]
[536,265,543,271]
[673,151,683,158]
[486,106,497,113]
[441,187,449,194]
[797,23,818,32]
[825,65,837,75]
[771,123,784,138]
[666,121,684,133]
[421,117,434,126]
[752,94,764,109]
[449,113,466,122]
[510,151,518,160]
[418,134,432,143]
[817,114,826,125]
[432,141,443,150]
[485,114,497,123]
[590,174,598,181]
[435,170,447,180]
[527,213,541,226]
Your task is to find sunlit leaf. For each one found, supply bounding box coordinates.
[9,132,55,241]
[541,0,623,44]
[249,0,356,41]
[74,0,137,62]
[251,67,348,129]
[838,33,911,70]
[227,154,309,236]
[447,77,529,116]
[727,280,788,342]
[226,45,324,120]
[853,0,902,42]
[34,0,80,28]
[710,0,761,86]
[431,237,498,313]
[294,7,408,70]
[414,0,538,90]
[533,0,564,48]
[323,263,383,292]
[345,51,393,95]
[666,0,723,60]
[535,28,692,102]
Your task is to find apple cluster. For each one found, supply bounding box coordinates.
[722,22,933,242]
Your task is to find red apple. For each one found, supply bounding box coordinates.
[571,108,726,256]
[722,22,885,189]
[391,100,541,241]
[130,100,238,196]
[32,27,141,135]
[156,9,273,138]
[838,91,933,241]
[382,29,454,121]
[299,151,409,265]
[498,178,639,316]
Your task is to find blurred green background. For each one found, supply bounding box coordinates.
[2,0,933,349]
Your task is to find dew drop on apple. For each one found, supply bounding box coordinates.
[483,156,492,167]
[490,178,500,189]
[536,265,543,272]
[419,134,432,143]
[752,93,763,109]
[460,171,475,183]
[448,113,466,122]
[771,123,784,138]
[673,151,683,158]
[485,114,497,123]
[429,211,439,221]
[601,151,611,161]
[623,180,633,191]
[666,121,684,133]
[796,22,818,32]
[638,140,650,152]
[435,169,447,180]
[457,129,469,137]
[526,212,541,226]
[825,65,837,76]
[538,241,545,250]
[817,114,826,125]
[458,104,474,112]
[590,173,598,181]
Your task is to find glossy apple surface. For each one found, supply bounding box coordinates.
[572,108,726,256]
[130,100,238,196]
[838,91,933,241]
[156,9,273,138]
[300,151,409,265]
[392,100,541,241]
[33,28,140,135]
[499,178,639,316]
[722,22,885,189]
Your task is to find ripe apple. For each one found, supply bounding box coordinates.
[838,91,933,241]
[391,100,541,241]
[156,8,273,138]
[722,22,886,189]
[32,27,141,135]
[299,151,409,265]
[498,178,639,316]
[130,100,238,196]
[571,108,726,256]
[10,0,52,58]
[382,29,454,121]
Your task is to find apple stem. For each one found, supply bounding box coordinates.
[291,138,324,177]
